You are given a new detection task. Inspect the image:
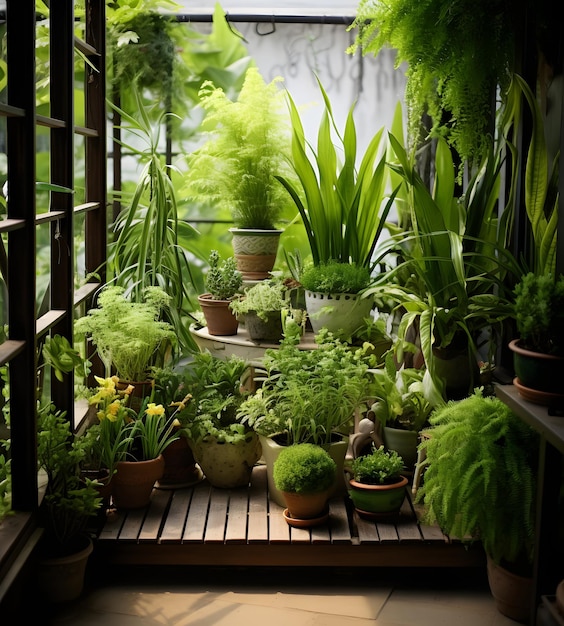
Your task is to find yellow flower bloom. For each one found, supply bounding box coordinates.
[169,393,193,412]
[145,403,165,417]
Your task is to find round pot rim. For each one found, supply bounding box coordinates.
[349,476,408,491]
[229,227,284,235]
[508,338,564,361]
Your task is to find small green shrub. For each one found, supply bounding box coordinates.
[204,250,243,300]
[299,261,371,294]
[273,443,336,494]
[350,445,404,484]
[229,280,288,321]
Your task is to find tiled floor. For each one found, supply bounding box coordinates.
[43,566,520,625]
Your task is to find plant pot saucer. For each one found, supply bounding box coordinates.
[156,465,204,490]
[353,507,401,522]
[513,377,564,407]
[282,507,329,528]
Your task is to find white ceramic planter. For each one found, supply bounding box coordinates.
[305,291,373,336]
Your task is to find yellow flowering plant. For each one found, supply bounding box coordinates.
[86,376,184,466]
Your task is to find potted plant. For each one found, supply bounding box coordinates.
[86,376,181,509]
[508,272,564,401]
[362,351,436,469]
[75,285,177,403]
[416,389,539,622]
[273,443,336,527]
[180,351,261,489]
[35,402,102,603]
[198,250,243,336]
[347,444,407,519]
[183,66,295,279]
[229,279,290,343]
[239,330,375,505]
[298,260,374,338]
[275,77,396,270]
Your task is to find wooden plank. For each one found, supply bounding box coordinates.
[183,483,211,542]
[352,510,380,544]
[375,520,400,542]
[268,500,290,543]
[118,507,149,542]
[204,488,229,543]
[412,501,448,542]
[97,508,127,541]
[160,489,193,542]
[225,489,249,543]
[248,465,268,542]
[327,499,352,544]
[396,497,424,542]
[139,489,172,543]
[289,526,312,543]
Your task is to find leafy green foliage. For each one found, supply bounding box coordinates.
[276,77,394,268]
[350,444,404,484]
[299,261,371,294]
[416,390,538,569]
[229,280,289,321]
[347,0,516,166]
[75,286,176,382]
[37,403,102,552]
[273,443,336,494]
[183,66,294,230]
[513,272,564,355]
[239,331,374,445]
[203,250,243,300]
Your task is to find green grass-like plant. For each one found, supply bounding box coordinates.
[273,443,336,494]
[416,390,538,571]
[299,261,372,294]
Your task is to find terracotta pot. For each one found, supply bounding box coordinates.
[305,290,373,337]
[190,432,261,489]
[229,228,282,280]
[116,378,153,411]
[348,475,408,520]
[112,455,165,510]
[282,489,331,522]
[486,554,533,623]
[159,433,202,488]
[36,534,93,604]
[198,293,239,336]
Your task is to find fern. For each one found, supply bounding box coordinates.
[416,390,538,569]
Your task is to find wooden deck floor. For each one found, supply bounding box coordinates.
[93,464,485,569]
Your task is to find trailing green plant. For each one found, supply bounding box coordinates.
[299,260,372,294]
[349,444,404,485]
[107,88,200,354]
[183,66,294,230]
[273,443,337,494]
[275,77,396,268]
[203,250,243,300]
[0,453,11,524]
[229,279,289,322]
[513,272,564,356]
[239,331,375,445]
[369,351,435,432]
[37,402,102,555]
[74,285,177,382]
[347,0,519,167]
[416,389,539,572]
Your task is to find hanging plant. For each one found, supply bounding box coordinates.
[347,0,522,166]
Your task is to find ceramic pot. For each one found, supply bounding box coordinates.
[112,455,165,510]
[190,432,262,488]
[348,475,408,520]
[486,555,533,623]
[509,338,564,396]
[383,427,419,470]
[260,435,349,507]
[198,294,239,336]
[229,228,282,280]
[244,310,284,343]
[36,534,93,604]
[282,489,331,523]
[305,290,373,336]
[159,433,202,488]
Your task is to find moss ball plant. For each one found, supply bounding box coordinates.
[273,443,337,495]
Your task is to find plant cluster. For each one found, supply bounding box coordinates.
[75,285,177,382]
[299,261,372,295]
[229,280,289,321]
[276,77,394,268]
[350,444,404,485]
[86,376,181,464]
[416,390,539,571]
[204,250,243,300]
[239,330,375,445]
[369,352,435,432]
[183,66,294,230]
[273,443,336,495]
[513,272,564,356]
[37,403,102,554]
